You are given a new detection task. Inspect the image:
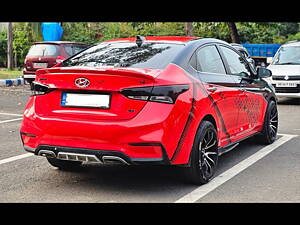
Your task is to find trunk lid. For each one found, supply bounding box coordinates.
[34,66,161,121]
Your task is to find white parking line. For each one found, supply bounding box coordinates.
[175,133,298,203]
[0,153,33,166]
[0,118,23,124]
[0,112,23,117]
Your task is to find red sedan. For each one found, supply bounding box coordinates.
[20,36,278,184]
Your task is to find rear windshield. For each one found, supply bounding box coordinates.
[61,42,185,69]
[27,44,60,57]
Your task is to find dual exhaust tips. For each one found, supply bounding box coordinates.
[38,150,129,165]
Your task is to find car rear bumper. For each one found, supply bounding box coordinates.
[23,144,170,165]
[20,98,191,165]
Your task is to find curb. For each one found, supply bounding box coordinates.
[0,78,26,86]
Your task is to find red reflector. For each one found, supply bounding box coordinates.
[20,132,36,137]
[127,144,163,158]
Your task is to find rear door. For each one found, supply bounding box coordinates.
[218,45,267,138]
[195,44,242,145]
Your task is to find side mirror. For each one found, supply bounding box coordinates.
[257,67,272,78]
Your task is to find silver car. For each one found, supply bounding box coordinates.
[267,41,300,98]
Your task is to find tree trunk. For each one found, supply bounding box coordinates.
[227,22,240,43]
[7,22,13,70]
[185,22,193,36]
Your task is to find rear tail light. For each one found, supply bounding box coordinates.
[121,85,189,104]
[30,82,53,96]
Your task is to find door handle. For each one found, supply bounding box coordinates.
[207,87,217,92]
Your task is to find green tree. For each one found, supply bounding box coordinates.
[193,22,230,41]
[12,23,37,68]
[0,31,7,67]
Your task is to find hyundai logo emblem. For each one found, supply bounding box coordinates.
[75,77,90,88]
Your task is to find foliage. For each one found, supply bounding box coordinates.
[100,22,138,41]
[1,22,300,69]
[0,23,42,68]
[62,22,104,44]
[0,31,7,67]
[193,22,230,41]
[13,23,34,67]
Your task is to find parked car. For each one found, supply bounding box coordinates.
[20,36,277,185]
[23,41,90,83]
[267,40,300,98]
[230,43,256,70]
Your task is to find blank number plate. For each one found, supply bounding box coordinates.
[33,62,48,68]
[61,93,110,108]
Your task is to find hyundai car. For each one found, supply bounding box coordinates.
[20,36,277,185]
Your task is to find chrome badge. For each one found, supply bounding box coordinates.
[75,77,90,88]
[284,75,289,80]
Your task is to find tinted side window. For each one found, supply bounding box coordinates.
[220,46,250,76]
[196,45,226,74]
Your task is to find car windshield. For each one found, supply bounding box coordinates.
[27,44,60,57]
[272,46,300,65]
[61,42,185,69]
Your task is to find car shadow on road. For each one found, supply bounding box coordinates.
[46,135,271,201]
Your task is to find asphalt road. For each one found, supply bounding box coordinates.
[0,85,299,203]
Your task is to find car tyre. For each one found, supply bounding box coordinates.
[257,100,278,145]
[184,120,219,185]
[46,157,82,171]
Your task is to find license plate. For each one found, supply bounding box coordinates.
[276,82,297,88]
[61,93,110,108]
[33,62,48,68]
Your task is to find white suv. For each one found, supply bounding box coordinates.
[267,41,300,98]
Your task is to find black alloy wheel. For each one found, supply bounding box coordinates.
[257,100,278,144]
[269,102,278,140]
[185,120,219,185]
[199,128,218,180]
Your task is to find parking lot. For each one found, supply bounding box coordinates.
[0,85,299,203]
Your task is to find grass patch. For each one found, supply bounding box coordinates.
[0,70,22,79]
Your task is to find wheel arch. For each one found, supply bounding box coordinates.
[202,114,217,130]
[186,114,218,164]
[201,114,219,141]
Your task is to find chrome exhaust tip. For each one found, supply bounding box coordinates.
[102,156,129,165]
[57,152,101,163]
[38,150,56,158]
[38,149,128,165]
